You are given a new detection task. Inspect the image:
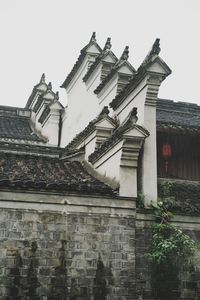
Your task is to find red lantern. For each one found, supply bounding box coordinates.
[162,144,172,174]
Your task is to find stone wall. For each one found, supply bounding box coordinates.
[0,190,200,299]
[0,193,135,300]
[135,210,200,300]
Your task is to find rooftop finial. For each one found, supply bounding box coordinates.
[90,32,96,42]
[120,46,129,61]
[103,37,112,51]
[40,73,45,83]
[152,38,160,56]
[47,82,52,90]
[130,107,138,124]
[100,106,110,116]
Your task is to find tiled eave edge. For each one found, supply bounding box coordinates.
[156,122,200,135]
[158,178,200,216]
[0,181,113,197]
[0,141,61,157]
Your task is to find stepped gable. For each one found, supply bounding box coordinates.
[157,99,200,133]
[88,108,149,164]
[110,39,171,110]
[61,32,102,88]
[0,105,46,143]
[94,46,136,95]
[25,73,47,109]
[82,37,117,82]
[0,152,113,195]
[64,106,117,153]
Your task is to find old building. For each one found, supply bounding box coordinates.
[0,33,199,299]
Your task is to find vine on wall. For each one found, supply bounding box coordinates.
[147,184,197,299]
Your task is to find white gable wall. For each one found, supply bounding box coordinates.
[61,58,102,147]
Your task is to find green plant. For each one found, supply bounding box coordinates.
[137,193,145,208]
[148,201,197,265]
[148,201,197,299]
[159,181,174,197]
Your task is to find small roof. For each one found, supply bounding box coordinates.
[0,152,113,195]
[88,108,149,164]
[156,99,200,133]
[63,106,117,154]
[158,179,200,215]
[0,105,46,143]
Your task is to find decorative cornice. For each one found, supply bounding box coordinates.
[88,108,149,164]
[109,39,171,111]
[83,38,117,82]
[63,106,117,154]
[145,75,161,106]
[121,137,145,168]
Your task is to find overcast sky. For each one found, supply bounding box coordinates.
[1,0,200,107]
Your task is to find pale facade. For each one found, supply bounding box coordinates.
[23,33,172,205]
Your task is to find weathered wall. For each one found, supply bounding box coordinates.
[0,192,136,300]
[0,189,200,299]
[135,210,200,300]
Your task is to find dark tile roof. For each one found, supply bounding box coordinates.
[156,99,200,132]
[158,179,200,215]
[61,33,102,89]
[88,108,149,164]
[0,106,46,143]
[109,39,171,110]
[64,106,117,153]
[0,153,113,195]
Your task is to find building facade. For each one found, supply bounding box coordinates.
[0,33,199,299]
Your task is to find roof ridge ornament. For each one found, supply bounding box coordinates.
[139,38,161,70]
[40,73,45,84]
[99,106,110,116]
[103,37,112,51]
[152,38,161,56]
[120,46,129,61]
[47,82,52,91]
[90,32,96,43]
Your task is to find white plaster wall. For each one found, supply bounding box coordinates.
[98,74,118,108]
[61,58,102,147]
[119,167,137,197]
[93,141,123,183]
[142,104,157,204]
[114,79,148,126]
[41,115,59,146]
[113,77,159,204]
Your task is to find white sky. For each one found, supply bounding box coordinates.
[0,0,200,107]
